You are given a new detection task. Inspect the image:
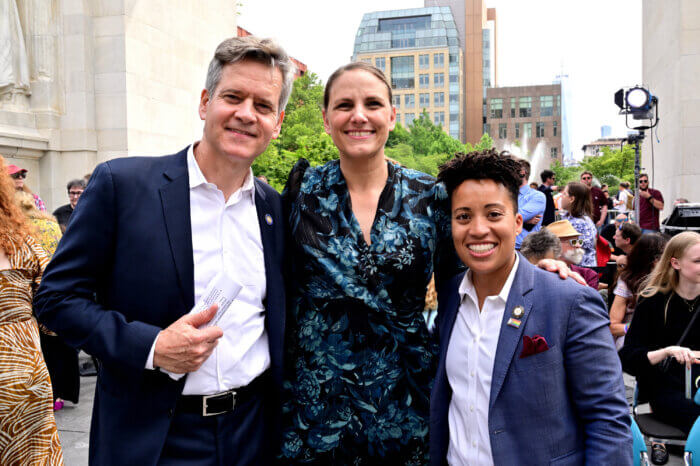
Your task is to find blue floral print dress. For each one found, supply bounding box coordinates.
[279,159,461,465]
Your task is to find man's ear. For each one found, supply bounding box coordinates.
[272,110,285,139]
[198,89,210,121]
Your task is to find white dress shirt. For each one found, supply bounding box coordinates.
[146,143,270,395]
[446,254,520,466]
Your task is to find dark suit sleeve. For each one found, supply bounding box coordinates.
[34,162,161,373]
[563,286,632,465]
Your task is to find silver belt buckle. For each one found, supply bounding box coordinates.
[202,389,236,417]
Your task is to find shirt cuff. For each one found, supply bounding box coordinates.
[145,333,159,370]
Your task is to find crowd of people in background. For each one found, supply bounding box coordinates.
[520,163,698,465]
[0,35,697,466]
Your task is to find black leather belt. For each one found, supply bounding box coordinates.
[176,371,269,417]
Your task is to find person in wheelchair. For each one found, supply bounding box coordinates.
[620,231,700,464]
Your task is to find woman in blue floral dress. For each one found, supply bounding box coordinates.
[559,181,598,266]
[279,63,462,464]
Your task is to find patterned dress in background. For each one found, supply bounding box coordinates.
[280,159,461,465]
[0,236,64,465]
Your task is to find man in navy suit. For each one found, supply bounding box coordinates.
[34,36,293,465]
[430,150,631,465]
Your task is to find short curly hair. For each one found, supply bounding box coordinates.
[437,148,520,211]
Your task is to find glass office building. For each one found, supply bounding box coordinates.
[352,7,463,140]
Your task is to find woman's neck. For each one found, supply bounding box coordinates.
[676,277,700,300]
[339,154,388,192]
[472,253,517,310]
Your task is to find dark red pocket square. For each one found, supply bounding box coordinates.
[520,334,549,358]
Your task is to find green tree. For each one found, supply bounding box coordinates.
[252,72,336,190]
[276,72,325,152]
[550,160,581,186]
[468,133,496,152]
[580,145,635,187]
[386,122,410,147]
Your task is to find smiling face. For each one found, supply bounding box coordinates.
[198,59,284,167]
[323,69,395,161]
[451,179,523,284]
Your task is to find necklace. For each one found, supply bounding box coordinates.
[678,293,700,313]
[664,292,700,324]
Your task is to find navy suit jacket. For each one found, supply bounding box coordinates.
[429,256,632,466]
[34,147,286,465]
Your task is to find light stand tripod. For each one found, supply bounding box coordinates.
[627,132,645,224]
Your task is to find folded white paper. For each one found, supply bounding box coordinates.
[161,271,243,380]
[193,271,243,328]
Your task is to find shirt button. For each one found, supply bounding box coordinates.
[472,441,477,447]
[470,371,475,377]
[470,405,474,412]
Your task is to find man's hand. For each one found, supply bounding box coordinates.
[639,190,651,199]
[153,305,224,374]
[526,215,542,226]
[536,258,587,286]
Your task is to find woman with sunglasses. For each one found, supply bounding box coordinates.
[558,181,597,266]
[610,233,668,350]
[6,163,47,212]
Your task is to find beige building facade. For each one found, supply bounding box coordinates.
[485,84,563,164]
[641,0,700,216]
[354,47,463,137]
[0,0,237,211]
[426,0,496,145]
[353,7,464,141]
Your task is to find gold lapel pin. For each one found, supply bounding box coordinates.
[265,214,273,225]
[512,306,524,319]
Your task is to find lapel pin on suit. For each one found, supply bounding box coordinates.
[265,214,273,226]
[512,305,524,319]
[507,305,525,328]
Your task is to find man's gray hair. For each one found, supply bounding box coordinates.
[520,228,562,262]
[204,36,296,115]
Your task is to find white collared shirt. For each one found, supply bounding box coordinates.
[146,143,270,395]
[446,254,520,466]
